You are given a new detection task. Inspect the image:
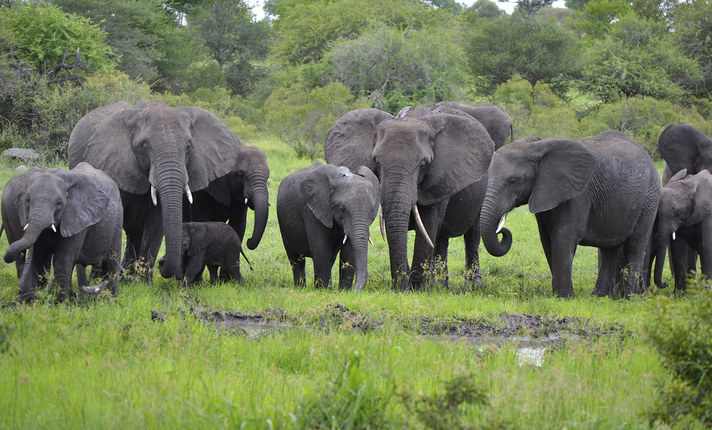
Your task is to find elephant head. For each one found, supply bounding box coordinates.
[325,109,494,290]
[658,123,712,175]
[3,164,113,263]
[69,99,243,279]
[203,145,270,250]
[653,169,712,288]
[302,163,380,291]
[480,138,596,257]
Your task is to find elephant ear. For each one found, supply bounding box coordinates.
[324,108,394,174]
[300,163,334,228]
[205,174,232,207]
[81,102,149,194]
[668,168,688,183]
[418,114,495,206]
[56,163,112,237]
[528,138,596,214]
[184,224,210,257]
[356,166,381,213]
[181,106,244,192]
[658,124,709,174]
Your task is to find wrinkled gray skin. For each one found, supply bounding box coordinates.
[481,131,661,298]
[434,102,513,149]
[325,109,494,291]
[656,123,712,279]
[653,169,712,291]
[68,99,243,281]
[186,146,270,250]
[2,163,123,302]
[158,222,246,285]
[277,163,380,291]
[1,167,44,278]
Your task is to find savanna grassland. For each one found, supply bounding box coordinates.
[0,137,693,429]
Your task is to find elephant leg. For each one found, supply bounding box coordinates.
[432,235,449,288]
[54,236,85,301]
[229,206,248,242]
[338,243,356,290]
[223,259,242,284]
[410,203,446,291]
[122,225,143,276]
[620,238,650,296]
[670,238,690,291]
[184,252,207,286]
[76,264,89,287]
[139,207,163,282]
[207,265,219,284]
[312,249,337,289]
[463,226,482,287]
[591,247,618,297]
[18,247,47,303]
[289,254,306,287]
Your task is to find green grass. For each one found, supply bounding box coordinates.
[0,138,688,429]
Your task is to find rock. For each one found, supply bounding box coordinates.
[1,148,41,163]
[15,165,28,171]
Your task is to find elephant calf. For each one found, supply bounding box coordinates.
[653,169,712,291]
[277,163,380,290]
[159,222,247,285]
[2,163,123,302]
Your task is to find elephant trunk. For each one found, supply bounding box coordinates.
[381,190,412,290]
[4,213,51,263]
[155,160,186,279]
[350,222,371,291]
[245,173,269,250]
[654,228,670,288]
[480,186,513,257]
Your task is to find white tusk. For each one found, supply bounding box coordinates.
[343,235,348,245]
[23,223,28,231]
[368,236,374,245]
[413,204,434,248]
[379,206,386,241]
[51,224,56,233]
[244,197,248,205]
[496,214,507,234]
[672,231,676,241]
[151,186,158,206]
[185,185,193,204]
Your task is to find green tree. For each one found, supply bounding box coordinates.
[580,15,703,101]
[577,0,633,38]
[507,0,554,15]
[466,14,578,94]
[671,0,712,95]
[467,0,503,19]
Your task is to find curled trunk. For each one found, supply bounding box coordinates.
[480,194,513,257]
[245,174,269,250]
[4,216,47,263]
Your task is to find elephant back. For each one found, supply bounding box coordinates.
[68,102,132,169]
[325,108,394,173]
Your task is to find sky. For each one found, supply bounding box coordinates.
[249,0,568,20]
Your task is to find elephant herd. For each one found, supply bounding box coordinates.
[1,98,710,302]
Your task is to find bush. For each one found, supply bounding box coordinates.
[644,278,712,427]
[264,83,369,159]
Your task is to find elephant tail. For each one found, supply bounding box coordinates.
[241,248,253,271]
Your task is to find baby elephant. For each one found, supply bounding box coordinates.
[3,162,123,302]
[653,169,712,291]
[159,222,248,285]
[277,162,380,290]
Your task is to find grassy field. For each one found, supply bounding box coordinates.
[0,137,687,429]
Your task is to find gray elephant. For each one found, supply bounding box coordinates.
[325,109,494,291]
[158,222,248,285]
[480,131,661,298]
[433,102,513,149]
[68,99,244,281]
[2,163,123,302]
[653,169,712,291]
[657,123,712,276]
[186,146,270,250]
[277,163,380,290]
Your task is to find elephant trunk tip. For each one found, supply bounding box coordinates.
[246,238,258,250]
[485,227,513,257]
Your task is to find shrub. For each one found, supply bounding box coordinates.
[264,83,369,159]
[644,277,712,427]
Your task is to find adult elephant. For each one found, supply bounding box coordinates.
[434,102,513,149]
[480,131,661,298]
[186,145,269,250]
[68,99,243,280]
[325,109,494,291]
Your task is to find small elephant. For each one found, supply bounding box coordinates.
[653,169,712,291]
[159,222,248,285]
[480,131,661,298]
[277,163,380,290]
[3,162,123,302]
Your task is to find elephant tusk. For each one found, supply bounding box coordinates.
[672,231,676,241]
[496,213,507,234]
[413,204,434,248]
[151,185,158,206]
[51,224,56,233]
[368,236,374,246]
[379,206,386,241]
[244,197,249,205]
[23,223,28,231]
[343,235,348,245]
[185,185,193,204]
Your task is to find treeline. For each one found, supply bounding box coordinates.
[0,0,710,159]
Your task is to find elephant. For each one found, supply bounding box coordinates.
[158,222,249,286]
[480,131,661,298]
[325,109,495,291]
[653,169,712,291]
[185,145,269,250]
[277,162,380,290]
[2,167,44,278]
[656,123,712,277]
[2,163,123,302]
[67,99,244,281]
